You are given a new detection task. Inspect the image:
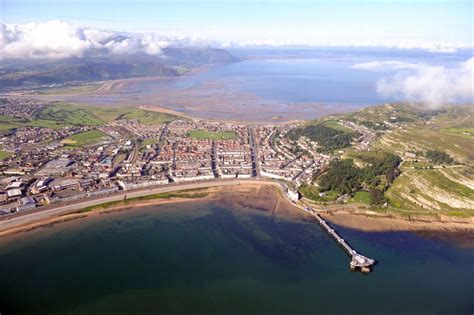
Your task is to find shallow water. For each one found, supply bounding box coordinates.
[41,48,472,122]
[0,200,472,315]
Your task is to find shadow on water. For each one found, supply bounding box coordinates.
[0,201,472,315]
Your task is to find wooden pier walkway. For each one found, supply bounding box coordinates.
[301,206,375,273]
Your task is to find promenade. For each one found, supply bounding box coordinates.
[0,178,375,273]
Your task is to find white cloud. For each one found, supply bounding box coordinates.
[375,58,474,106]
[224,39,469,52]
[427,46,458,54]
[1,21,93,59]
[351,60,423,71]
[1,20,470,60]
[0,20,215,60]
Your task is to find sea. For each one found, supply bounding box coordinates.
[0,200,472,315]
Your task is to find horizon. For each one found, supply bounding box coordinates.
[2,0,473,49]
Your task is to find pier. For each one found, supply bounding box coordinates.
[302,206,375,273]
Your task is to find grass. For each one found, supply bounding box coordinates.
[80,191,209,213]
[37,103,104,126]
[299,184,339,202]
[0,150,12,160]
[351,191,372,204]
[347,150,392,166]
[63,130,108,147]
[0,102,180,134]
[188,130,237,140]
[385,168,474,215]
[402,161,434,169]
[40,102,179,126]
[322,120,353,133]
[0,114,67,131]
[441,127,474,140]
[38,84,101,95]
[377,124,473,164]
[116,108,178,125]
[141,138,160,147]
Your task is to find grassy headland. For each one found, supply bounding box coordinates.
[299,103,474,219]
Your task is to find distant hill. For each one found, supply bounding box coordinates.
[0,47,238,90]
[160,47,238,66]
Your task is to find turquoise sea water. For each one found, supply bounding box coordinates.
[0,201,472,315]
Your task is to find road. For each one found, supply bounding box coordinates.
[0,179,281,234]
[248,125,261,177]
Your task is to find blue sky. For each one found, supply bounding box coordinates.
[1,0,472,46]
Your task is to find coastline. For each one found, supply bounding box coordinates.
[0,180,289,238]
[0,197,209,238]
[320,212,474,233]
[0,180,473,239]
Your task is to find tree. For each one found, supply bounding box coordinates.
[370,189,386,205]
[425,150,454,164]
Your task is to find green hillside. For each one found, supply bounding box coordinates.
[300,103,474,218]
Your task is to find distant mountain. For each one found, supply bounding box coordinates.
[161,47,238,66]
[0,47,238,90]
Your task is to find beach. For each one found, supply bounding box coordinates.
[1,180,473,240]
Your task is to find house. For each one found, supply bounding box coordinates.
[6,181,24,190]
[19,196,35,206]
[7,189,23,199]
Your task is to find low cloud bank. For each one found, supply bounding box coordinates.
[0,20,214,60]
[351,60,422,71]
[2,20,470,61]
[353,58,474,106]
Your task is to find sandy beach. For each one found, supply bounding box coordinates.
[1,180,473,240]
[320,212,474,233]
[0,181,297,238]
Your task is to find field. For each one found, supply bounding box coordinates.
[38,103,104,126]
[38,102,179,125]
[299,185,339,203]
[322,120,354,133]
[351,191,372,204]
[0,150,12,160]
[0,102,180,134]
[188,130,237,140]
[62,130,108,147]
[0,114,67,131]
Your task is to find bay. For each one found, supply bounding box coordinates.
[0,200,472,315]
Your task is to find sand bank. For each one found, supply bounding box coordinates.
[321,212,474,233]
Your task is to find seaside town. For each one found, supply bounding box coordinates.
[0,97,388,215]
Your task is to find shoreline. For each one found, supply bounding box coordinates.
[0,197,210,238]
[0,180,473,239]
[320,211,474,233]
